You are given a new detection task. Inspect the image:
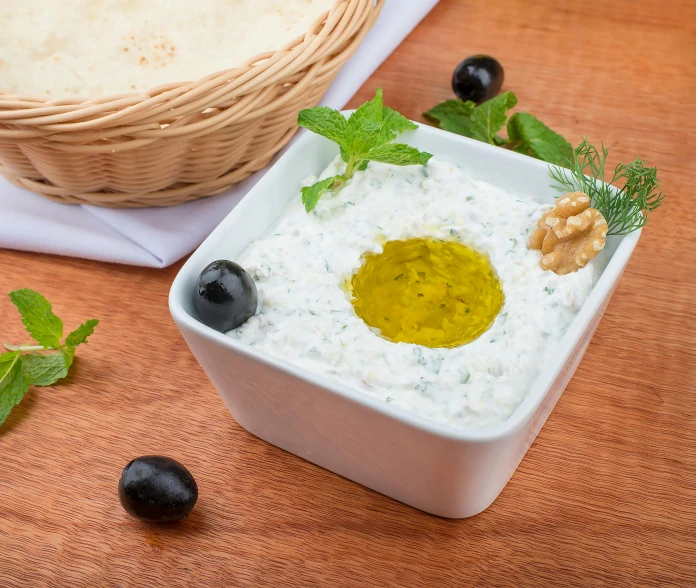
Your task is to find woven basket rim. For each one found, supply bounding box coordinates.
[0,0,378,116]
[0,0,383,208]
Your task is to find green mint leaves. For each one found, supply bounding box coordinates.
[298,89,433,212]
[421,99,475,137]
[301,175,345,212]
[470,91,518,144]
[0,352,29,428]
[424,91,662,235]
[1,289,99,428]
[65,319,100,347]
[424,91,572,166]
[296,106,351,147]
[367,143,433,167]
[9,289,65,349]
[507,112,573,163]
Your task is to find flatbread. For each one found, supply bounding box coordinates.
[0,0,334,98]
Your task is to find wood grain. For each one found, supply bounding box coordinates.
[1,0,695,585]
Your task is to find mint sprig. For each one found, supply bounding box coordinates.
[424,91,572,166]
[1,289,99,427]
[298,89,433,212]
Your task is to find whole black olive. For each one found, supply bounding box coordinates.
[118,456,198,523]
[451,55,504,104]
[193,259,258,332]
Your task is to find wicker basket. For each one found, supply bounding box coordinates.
[0,0,383,208]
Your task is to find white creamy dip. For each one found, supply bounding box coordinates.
[230,157,599,429]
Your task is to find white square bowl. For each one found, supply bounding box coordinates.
[169,121,640,518]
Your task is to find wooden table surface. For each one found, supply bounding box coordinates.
[1,0,695,586]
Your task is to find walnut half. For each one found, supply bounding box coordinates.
[529,192,608,275]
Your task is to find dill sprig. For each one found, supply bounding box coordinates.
[549,138,665,235]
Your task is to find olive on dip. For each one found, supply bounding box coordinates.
[193,260,258,332]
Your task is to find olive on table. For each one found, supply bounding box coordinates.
[451,55,504,104]
[193,259,258,332]
[118,456,198,523]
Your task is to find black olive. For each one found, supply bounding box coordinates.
[451,55,504,104]
[118,456,198,523]
[193,259,258,332]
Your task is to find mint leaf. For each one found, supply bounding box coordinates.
[0,351,31,426]
[348,106,392,157]
[423,99,475,137]
[298,106,351,149]
[63,346,76,370]
[470,91,518,144]
[348,88,385,133]
[65,319,99,347]
[382,107,418,135]
[367,144,433,166]
[301,176,340,213]
[347,90,417,157]
[0,352,18,368]
[20,351,74,387]
[349,128,395,159]
[507,112,573,165]
[9,289,63,348]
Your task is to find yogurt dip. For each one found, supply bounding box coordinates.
[230,157,599,429]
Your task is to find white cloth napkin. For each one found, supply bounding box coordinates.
[0,0,440,267]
